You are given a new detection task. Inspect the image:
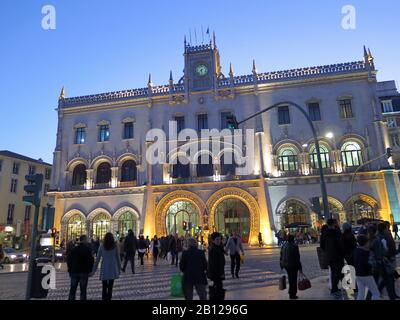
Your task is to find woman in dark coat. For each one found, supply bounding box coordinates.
[340,222,357,266]
[207,232,226,300]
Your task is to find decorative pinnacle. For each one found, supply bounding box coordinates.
[213,31,217,49]
[229,63,234,77]
[59,86,65,100]
[169,70,173,84]
[252,59,257,74]
[367,48,374,61]
[148,73,153,86]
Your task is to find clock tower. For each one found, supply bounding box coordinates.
[183,32,222,92]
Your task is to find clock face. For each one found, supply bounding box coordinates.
[195,64,208,77]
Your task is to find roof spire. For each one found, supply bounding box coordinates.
[59,86,65,100]
[184,35,187,50]
[213,31,217,49]
[229,63,234,78]
[147,73,153,87]
[252,59,257,74]
[363,45,368,63]
[169,70,173,85]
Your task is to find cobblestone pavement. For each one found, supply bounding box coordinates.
[0,245,328,300]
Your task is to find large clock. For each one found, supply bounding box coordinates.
[195,64,208,77]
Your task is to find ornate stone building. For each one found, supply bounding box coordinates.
[49,36,400,245]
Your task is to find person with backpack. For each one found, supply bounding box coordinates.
[280,234,303,299]
[145,236,151,259]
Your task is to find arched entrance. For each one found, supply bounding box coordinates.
[166,201,199,236]
[90,211,111,240]
[214,199,250,242]
[345,194,379,224]
[155,190,205,237]
[207,188,260,244]
[118,211,138,237]
[66,214,85,241]
[276,199,311,230]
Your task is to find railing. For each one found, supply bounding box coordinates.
[118,181,137,187]
[93,182,111,189]
[70,185,85,191]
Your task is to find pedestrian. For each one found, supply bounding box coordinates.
[393,223,399,240]
[177,236,184,266]
[179,237,208,300]
[93,238,100,257]
[207,232,225,300]
[0,244,4,269]
[341,222,357,266]
[224,231,244,279]
[145,236,151,259]
[119,237,125,262]
[320,219,344,299]
[169,234,178,266]
[150,235,161,266]
[67,235,94,300]
[354,234,380,300]
[66,239,75,258]
[280,234,303,300]
[121,229,137,274]
[258,232,263,247]
[137,235,147,266]
[358,219,369,236]
[90,232,121,301]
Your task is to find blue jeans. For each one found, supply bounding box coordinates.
[69,273,89,300]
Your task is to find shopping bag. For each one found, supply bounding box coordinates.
[170,273,183,297]
[278,274,287,290]
[209,285,226,300]
[240,254,245,264]
[316,247,328,270]
[298,271,311,291]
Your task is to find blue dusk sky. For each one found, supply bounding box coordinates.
[0,0,399,163]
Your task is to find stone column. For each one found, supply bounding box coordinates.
[111,166,118,188]
[86,169,93,189]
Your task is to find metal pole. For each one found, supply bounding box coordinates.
[25,204,40,300]
[238,101,331,220]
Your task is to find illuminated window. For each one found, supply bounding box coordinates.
[341,141,362,167]
[309,145,330,169]
[278,147,298,171]
[75,127,86,144]
[339,99,353,119]
[99,125,110,142]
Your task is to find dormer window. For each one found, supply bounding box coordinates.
[382,100,393,113]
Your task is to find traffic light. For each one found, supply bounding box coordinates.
[386,147,393,159]
[226,115,239,129]
[23,174,43,207]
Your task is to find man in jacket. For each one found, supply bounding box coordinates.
[207,232,226,300]
[179,237,208,300]
[280,234,302,299]
[225,232,244,278]
[67,235,94,300]
[320,219,344,298]
[122,229,137,274]
[169,234,178,266]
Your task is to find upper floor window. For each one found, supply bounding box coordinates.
[278,147,298,171]
[382,100,393,113]
[44,183,50,196]
[123,122,134,139]
[24,206,31,221]
[341,141,362,167]
[172,158,190,179]
[72,164,87,186]
[309,145,330,169]
[387,117,397,128]
[99,125,110,142]
[12,162,19,175]
[75,127,86,144]
[45,168,52,180]
[339,99,353,119]
[197,114,208,131]
[220,152,236,176]
[391,133,400,147]
[308,103,321,121]
[278,106,290,125]
[196,155,214,177]
[174,116,185,133]
[96,162,111,184]
[7,204,15,224]
[28,165,36,175]
[10,178,18,193]
[121,160,137,182]
[220,112,233,129]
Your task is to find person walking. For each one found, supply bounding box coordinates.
[118,237,125,262]
[169,234,178,266]
[66,239,75,258]
[145,236,151,259]
[122,229,137,274]
[341,222,357,266]
[393,223,399,240]
[225,231,244,279]
[137,235,147,266]
[176,236,184,266]
[0,244,4,269]
[150,235,161,266]
[354,234,381,300]
[258,232,263,247]
[179,237,208,300]
[280,234,303,300]
[207,232,225,300]
[93,238,100,257]
[67,235,94,300]
[90,232,121,301]
[320,219,344,299]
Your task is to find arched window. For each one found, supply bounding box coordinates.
[309,145,330,169]
[220,152,236,176]
[72,164,87,186]
[196,154,214,177]
[121,160,137,182]
[341,141,362,167]
[96,162,111,184]
[277,199,310,229]
[278,147,298,171]
[172,158,190,179]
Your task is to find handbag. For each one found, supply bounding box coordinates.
[240,254,245,264]
[298,271,311,291]
[170,273,184,297]
[278,272,287,291]
[316,247,328,269]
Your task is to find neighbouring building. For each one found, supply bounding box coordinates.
[49,35,400,245]
[377,80,400,167]
[0,150,52,248]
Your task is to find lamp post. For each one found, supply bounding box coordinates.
[230,101,331,220]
